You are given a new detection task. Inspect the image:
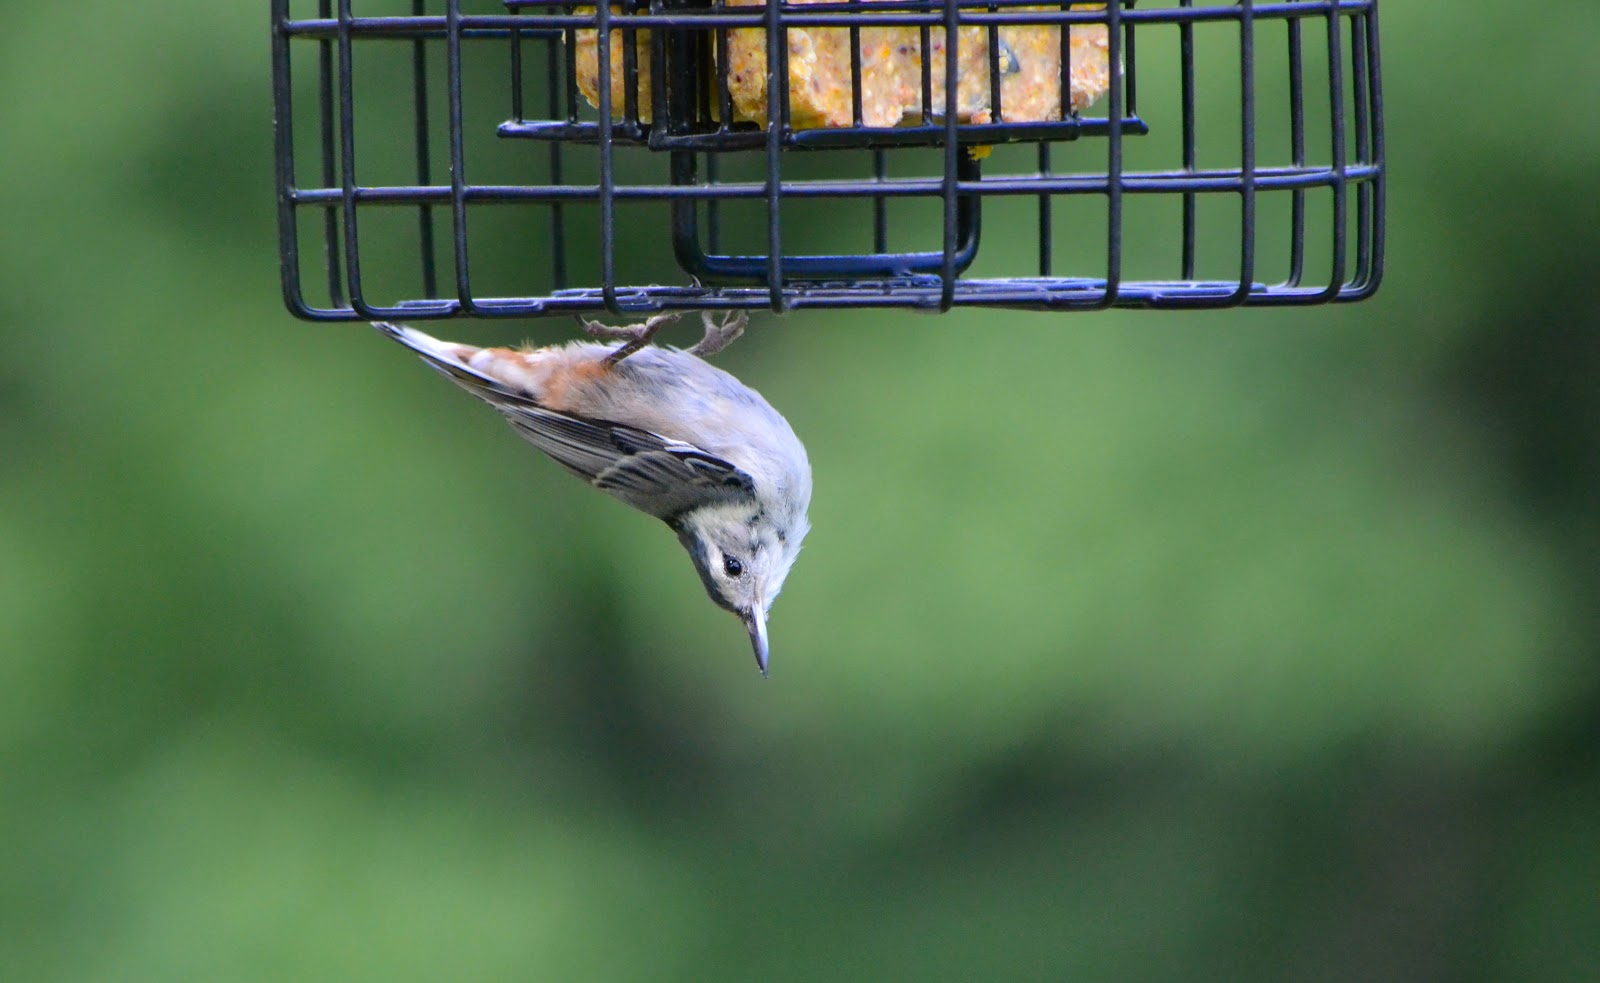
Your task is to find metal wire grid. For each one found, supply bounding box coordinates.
[272,0,1385,320]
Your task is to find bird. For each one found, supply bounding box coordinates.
[372,310,811,675]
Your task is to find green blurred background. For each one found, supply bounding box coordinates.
[3,3,1598,980]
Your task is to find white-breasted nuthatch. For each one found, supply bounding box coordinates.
[373,311,810,675]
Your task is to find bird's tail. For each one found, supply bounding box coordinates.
[372,322,526,404]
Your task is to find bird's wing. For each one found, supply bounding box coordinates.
[500,402,756,522]
[372,322,754,521]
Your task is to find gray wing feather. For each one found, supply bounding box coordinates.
[500,402,755,521]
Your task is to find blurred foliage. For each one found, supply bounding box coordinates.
[2,2,1599,981]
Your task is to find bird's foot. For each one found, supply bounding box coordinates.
[577,312,683,365]
[685,310,748,359]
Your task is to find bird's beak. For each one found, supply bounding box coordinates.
[743,609,770,677]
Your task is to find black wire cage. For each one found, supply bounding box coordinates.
[272,0,1384,319]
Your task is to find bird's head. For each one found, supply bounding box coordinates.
[674,501,808,676]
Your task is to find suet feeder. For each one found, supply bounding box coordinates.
[271,0,1384,318]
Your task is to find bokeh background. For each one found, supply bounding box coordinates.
[3,3,1598,980]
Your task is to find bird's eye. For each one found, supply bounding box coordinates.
[722,555,745,578]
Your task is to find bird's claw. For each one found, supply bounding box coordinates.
[686,310,748,359]
[576,312,683,365]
